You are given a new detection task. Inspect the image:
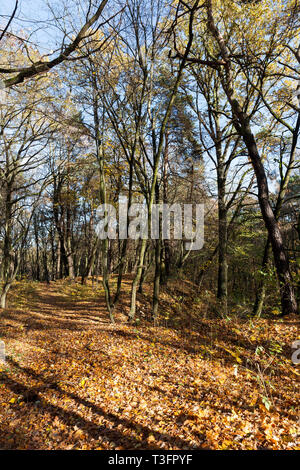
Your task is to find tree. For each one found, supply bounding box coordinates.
[179,0,299,315]
[0,74,54,307]
[0,0,113,88]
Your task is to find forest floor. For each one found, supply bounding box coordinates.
[0,278,299,450]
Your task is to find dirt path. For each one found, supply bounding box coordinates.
[0,281,299,450]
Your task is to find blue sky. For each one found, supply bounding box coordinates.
[0,1,114,56]
[0,0,68,53]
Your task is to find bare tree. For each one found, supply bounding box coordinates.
[0,0,111,88]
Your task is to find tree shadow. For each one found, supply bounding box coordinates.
[1,358,205,450]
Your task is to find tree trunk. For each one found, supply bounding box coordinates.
[217,167,228,312]
[253,239,271,317]
[206,0,298,315]
[240,124,297,315]
[129,238,147,321]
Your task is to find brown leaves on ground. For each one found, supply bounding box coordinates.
[0,279,299,450]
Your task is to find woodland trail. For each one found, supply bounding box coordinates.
[0,280,299,450]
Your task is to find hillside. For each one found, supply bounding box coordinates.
[0,280,299,450]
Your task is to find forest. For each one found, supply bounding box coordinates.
[0,0,299,452]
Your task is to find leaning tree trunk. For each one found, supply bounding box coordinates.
[217,165,228,313]
[253,112,300,316]
[152,180,162,320]
[240,125,297,315]
[206,0,298,315]
[113,166,133,308]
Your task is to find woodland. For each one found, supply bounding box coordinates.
[0,0,299,451]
